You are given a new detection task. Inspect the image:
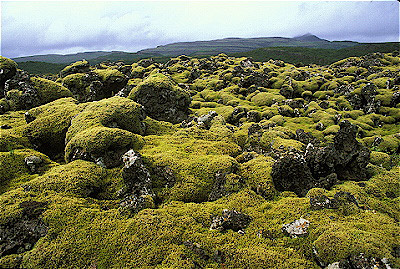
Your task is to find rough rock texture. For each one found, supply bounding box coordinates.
[282,218,310,238]
[0,57,17,96]
[24,156,43,174]
[128,73,191,124]
[119,150,154,213]
[210,209,251,232]
[197,111,218,129]
[309,191,360,210]
[272,121,370,196]
[0,201,47,258]
[325,253,392,269]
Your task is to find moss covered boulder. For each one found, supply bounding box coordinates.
[0,56,17,95]
[128,73,191,124]
[23,98,82,159]
[66,96,146,143]
[65,126,144,168]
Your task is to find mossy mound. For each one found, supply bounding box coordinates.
[128,73,191,124]
[0,149,56,194]
[66,96,146,143]
[0,56,17,92]
[30,77,72,105]
[65,126,144,168]
[23,98,82,159]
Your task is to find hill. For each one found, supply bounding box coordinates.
[234,42,400,65]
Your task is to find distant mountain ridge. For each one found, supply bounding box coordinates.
[13,34,360,64]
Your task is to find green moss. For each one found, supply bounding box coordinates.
[60,60,89,77]
[375,135,400,154]
[65,126,144,163]
[93,68,124,82]
[251,92,285,106]
[0,56,17,70]
[5,89,23,110]
[370,151,391,170]
[0,149,56,194]
[240,156,276,199]
[23,98,82,158]
[30,77,72,105]
[322,125,340,135]
[28,160,116,198]
[66,96,145,143]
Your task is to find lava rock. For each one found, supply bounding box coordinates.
[24,155,43,173]
[197,111,218,129]
[210,209,251,232]
[271,151,315,197]
[282,218,310,238]
[0,201,48,258]
[326,253,392,269]
[120,150,154,213]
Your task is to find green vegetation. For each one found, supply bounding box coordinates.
[0,50,399,268]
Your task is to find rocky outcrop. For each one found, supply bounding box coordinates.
[119,150,154,213]
[282,218,310,238]
[272,121,370,196]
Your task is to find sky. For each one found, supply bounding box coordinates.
[1,0,399,58]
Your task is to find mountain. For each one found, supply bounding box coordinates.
[13,51,117,64]
[137,35,359,56]
[12,34,360,65]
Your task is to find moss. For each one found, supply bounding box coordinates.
[65,126,144,163]
[93,68,124,82]
[66,96,145,143]
[322,125,340,135]
[0,56,17,71]
[30,77,72,105]
[370,151,391,170]
[0,149,56,194]
[60,60,89,77]
[240,156,276,199]
[23,98,82,158]
[250,92,284,106]
[28,160,115,198]
[62,73,90,100]
[375,135,400,154]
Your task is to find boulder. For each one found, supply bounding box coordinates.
[128,73,191,124]
[119,150,154,213]
[210,209,251,232]
[0,57,17,96]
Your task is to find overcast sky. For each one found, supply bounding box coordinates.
[1,0,399,58]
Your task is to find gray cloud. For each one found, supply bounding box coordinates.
[1,1,399,58]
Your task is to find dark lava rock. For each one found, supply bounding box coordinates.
[310,191,359,210]
[129,73,191,124]
[24,155,43,174]
[271,152,315,196]
[0,58,17,96]
[183,241,210,261]
[272,121,370,196]
[325,253,392,269]
[120,150,154,213]
[347,83,381,114]
[0,201,48,258]
[227,106,248,125]
[3,70,41,110]
[210,209,251,232]
[295,129,319,146]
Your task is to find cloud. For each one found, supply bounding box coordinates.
[1,1,399,58]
